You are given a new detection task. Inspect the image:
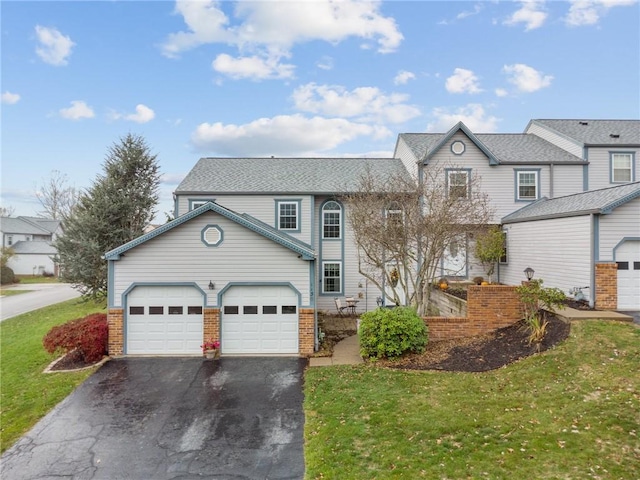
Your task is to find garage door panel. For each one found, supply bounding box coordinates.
[617,241,640,310]
[126,286,204,355]
[222,286,299,354]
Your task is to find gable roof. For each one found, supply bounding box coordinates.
[175,157,410,194]
[398,124,584,165]
[529,119,640,146]
[104,202,315,261]
[0,216,54,235]
[502,181,640,224]
[19,216,62,234]
[11,240,57,255]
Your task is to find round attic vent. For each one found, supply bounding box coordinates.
[451,141,465,155]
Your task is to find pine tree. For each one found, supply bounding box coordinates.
[55,134,161,298]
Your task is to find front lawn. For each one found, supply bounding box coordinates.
[0,288,31,297]
[305,320,640,479]
[0,298,106,453]
[14,275,60,284]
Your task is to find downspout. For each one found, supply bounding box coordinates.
[589,213,597,308]
[549,163,554,199]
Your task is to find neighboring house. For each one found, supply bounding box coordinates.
[105,158,410,356]
[0,216,62,276]
[500,182,640,310]
[106,118,639,357]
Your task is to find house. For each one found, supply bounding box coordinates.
[106,118,639,357]
[0,216,62,276]
[105,158,411,356]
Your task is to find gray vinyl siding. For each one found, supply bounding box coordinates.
[598,199,640,261]
[500,216,592,300]
[177,194,313,244]
[587,147,640,190]
[393,137,420,179]
[111,211,310,308]
[424,132,551,222]
[527,123,583,158]
[552,165,585,197]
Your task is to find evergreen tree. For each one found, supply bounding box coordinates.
[55,134,161,298]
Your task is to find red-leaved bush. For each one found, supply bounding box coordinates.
[43,313,108,363]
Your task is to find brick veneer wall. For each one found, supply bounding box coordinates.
[299,308,315,356]
[595,263,617,310]
[203,308,220,343]
[107,308,124,356]
[424,285,523,340]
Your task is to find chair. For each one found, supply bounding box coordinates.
[334,297,348,317]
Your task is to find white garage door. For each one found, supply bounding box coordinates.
[222,285,299,354]
[617,240,640,310]
[126,286,204,354]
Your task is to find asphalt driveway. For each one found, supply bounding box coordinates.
[1,357,307,480]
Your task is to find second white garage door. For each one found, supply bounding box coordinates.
[222,285,299,354]
[617,240,640,310]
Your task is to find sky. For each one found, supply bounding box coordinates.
[2,0,639,221]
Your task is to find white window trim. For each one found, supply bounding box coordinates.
[277,200,299,231]
[515,170,539,201]
[611,152,634,183]
[447,170,470,198]
[322,201,342,239]
[321,261,342,294]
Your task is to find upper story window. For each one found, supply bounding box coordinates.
[385,201,403,234]
[189,199,215,211]
[322,262,341,294]
[322,201,341,239]
[447,169,469,199]
[7,236,13,246]
[611,152,634,183]
[515,170,539,201]
[277,200,299,231]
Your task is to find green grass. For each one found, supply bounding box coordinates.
[305,321,640,479]
[0,288,31,297]
[14,275,60,284]
[0,298,106,453]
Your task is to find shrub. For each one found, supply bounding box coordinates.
[43,313,108,363]
[516,279,566,348]
[1,266,15,285]
[359,307,428,360]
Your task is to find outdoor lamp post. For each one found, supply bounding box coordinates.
[524,267,534,281]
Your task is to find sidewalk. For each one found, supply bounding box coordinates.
[553,306,634,322]
[309,335,363,367]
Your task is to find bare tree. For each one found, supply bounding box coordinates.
[36,170,78,220]
[0,205,16,217]
[345,165,494,316]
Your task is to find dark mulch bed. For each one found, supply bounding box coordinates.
[49,349,105,371]
[380,315,570,372]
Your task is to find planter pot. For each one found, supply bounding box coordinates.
[204,350,218,360]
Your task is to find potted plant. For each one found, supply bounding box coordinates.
[201,339,220,359]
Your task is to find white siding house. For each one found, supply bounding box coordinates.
[0,216,61,276]
[500,182,640,310]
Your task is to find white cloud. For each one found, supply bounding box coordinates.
[457,3,484,20]
[162,0,403,80]
[445,68,483,94]
[1,91,21,104]
[35,25,75,66]
[502,63,553,92]
[316,56,334,71]
[191,114,391,155]
[212,53,295,80]
[426,104,500,133]
[59,101,94,120]
[565,0,636,27]
[504,1,548,31]
[110,104,156,123]
[495,88,509,97]
[291,83,421,124]
[394,70,416,85]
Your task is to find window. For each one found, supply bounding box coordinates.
[149,306,164,315]
[322,201,341,239]
[243,306,258,314]
[263,306,277,314]
[447,170,469,198]
[499,231,508,264]
[386,202,403,234]
[168,306,183,315]
[278,201,298,230]
[190,199,215,211]
[224,306,239,314]
[611,153,633,183]
[129,306,144,315]
[322,262,341,293]
[617,262,629,270]
[7,236,12,246]
[188,306,203,315]
[282,306,297,314]
[516,170,539,200]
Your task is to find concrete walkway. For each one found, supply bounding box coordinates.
[554,306,634,322]
[309,335,363,367]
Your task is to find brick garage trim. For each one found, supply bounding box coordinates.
[203,308,220,345]
[424,285,523,340]
[299,308,315,356]
[595,263,617,310]
[107,308,124,356]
